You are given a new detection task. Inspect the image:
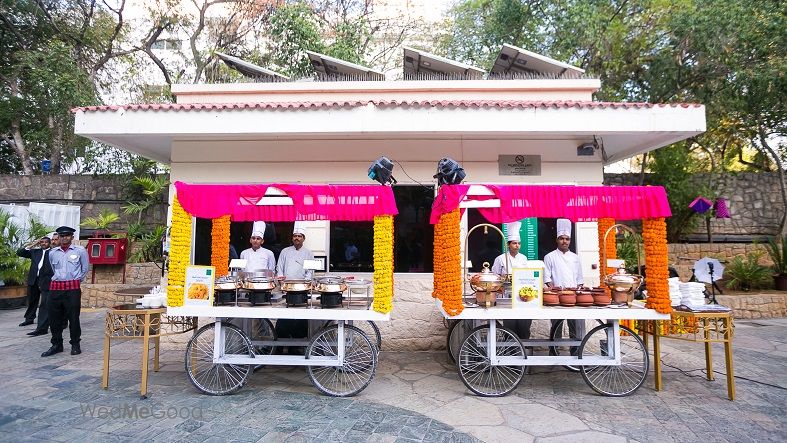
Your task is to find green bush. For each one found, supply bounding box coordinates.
[764,235,787,276]
[0,209,33,286]
[724,251,772,291]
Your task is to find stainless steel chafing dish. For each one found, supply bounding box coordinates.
[313,275,347,293]
[215,275,240,291]
[280,279,312,293]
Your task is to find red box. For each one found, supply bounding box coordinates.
[87,237,128,265]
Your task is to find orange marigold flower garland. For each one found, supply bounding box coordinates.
[597,218,616,303]
[643,217,672,314]
[373,215,394,314]
[166,195,192,307]
[210,215,231,278]
[433,208,463,316]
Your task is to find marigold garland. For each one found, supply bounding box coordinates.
[643,217,672,314]
[432,208,463,316]
[166,195,192,307]
[210,215,231,278]
[597,218,616,304]
[372,215,394,314]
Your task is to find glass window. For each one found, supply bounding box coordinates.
[91,243,101,257]
[106,244,115,258]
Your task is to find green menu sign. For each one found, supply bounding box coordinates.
[502,218,539,260]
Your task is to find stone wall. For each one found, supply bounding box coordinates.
[668,243,770,281]
[716,293,787,319]
[606,172,783,241]
[0,174,168,234]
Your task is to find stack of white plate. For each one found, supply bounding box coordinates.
[668,277,682,306]
[679,282,706,306]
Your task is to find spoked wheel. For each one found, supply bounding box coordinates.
[446,320,474,364]
[579,324,649,396]
[457,325,525,397]
[548,319,604,372]
[249,319,277,372]
[306,324,378,397]
[185,322,254,395]
[321,320,382,353]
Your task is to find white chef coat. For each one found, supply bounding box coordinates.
[276,246,314,280]
[491,252,528,275]
[240,246,275,272]
[543,249,583,287]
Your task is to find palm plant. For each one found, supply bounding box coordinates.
[81,209,120,231]
[122,176,169,223]
[0,209,31,285]
[765,235,787,276]
[724,251,771,291]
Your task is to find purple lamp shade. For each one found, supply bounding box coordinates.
[715,198,731,218]
[689,196,713,214]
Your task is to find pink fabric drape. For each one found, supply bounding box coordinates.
[430,184,671,224]
[174,182,398,221]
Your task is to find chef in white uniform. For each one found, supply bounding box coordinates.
[494,222,532,340]
[276,223,314,280]
[543,218,585,342]
[240,221,275,272]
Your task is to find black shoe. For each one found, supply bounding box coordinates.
[27,330,47,336]
[71,345,81,355]
[19,320,34,326]
[41,345,64,357]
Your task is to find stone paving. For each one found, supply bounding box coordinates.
[0,309,785,442]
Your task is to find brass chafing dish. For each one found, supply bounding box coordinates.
[215,276,240,291]
[280,279,312,292]
[469,262,506,307]
[603,266,643,305]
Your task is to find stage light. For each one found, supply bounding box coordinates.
[434,157,466,186]
[368,156,397,185]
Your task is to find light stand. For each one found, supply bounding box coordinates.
[707,262,718,304]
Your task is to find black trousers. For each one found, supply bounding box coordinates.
[23,284,42,321]
[504,319,532,340]
[35,290,51,332]
[275,319,308,339]
[49,289,81,347]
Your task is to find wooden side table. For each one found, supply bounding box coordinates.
[639,310,735,400]
[102,304,197,399]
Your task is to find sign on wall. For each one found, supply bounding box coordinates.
[498,155,541,176]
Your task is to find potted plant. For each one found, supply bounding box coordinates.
[0,209,48,308]
[80,209,121,237]
[765,235,787,290]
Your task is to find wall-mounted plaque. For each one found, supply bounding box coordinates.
[498,155,541,176]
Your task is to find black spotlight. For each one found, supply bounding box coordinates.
[434,157,466,186]
[368,156,397,185]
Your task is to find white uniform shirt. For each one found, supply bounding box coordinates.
[276,246,314,280]
[544,249,583,287]
[240,247,275,272]
[491,252,528,275]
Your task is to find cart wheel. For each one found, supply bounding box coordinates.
[457,325,525,397]
[446,320,473,364]
[320,320,382,353]
[185,322,254,395]
[249,319,277,355]
[579,324,649,397]
[548,319,604,372]
[306,324,377,397]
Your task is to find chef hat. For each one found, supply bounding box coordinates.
[504,221,521,242]
[556,218,572,238]
[251,221,266,238]
[292,221,307,237]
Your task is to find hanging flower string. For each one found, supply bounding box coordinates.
[167,195,192,307]
[210,215,231,278]
[643,217,672,315]
[433,208,463,316]
[373,215,394,314]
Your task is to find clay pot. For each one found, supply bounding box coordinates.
[576,292,594,306]
[593,293,612,306]
[543,293,560,305]
[558,294,576,306]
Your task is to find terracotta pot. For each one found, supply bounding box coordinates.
[543,293,560,305]
[593,293,612,306]
[576,293,594,306]
[558,294,576,306]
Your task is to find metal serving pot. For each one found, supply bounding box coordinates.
[215,276,240,291]
[313,275,347,293]
[242,277,276,291]
[280,279,312,293]
[603,266,643,294]
[469,262,506,293]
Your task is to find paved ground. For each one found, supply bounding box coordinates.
[0,308,784,442]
